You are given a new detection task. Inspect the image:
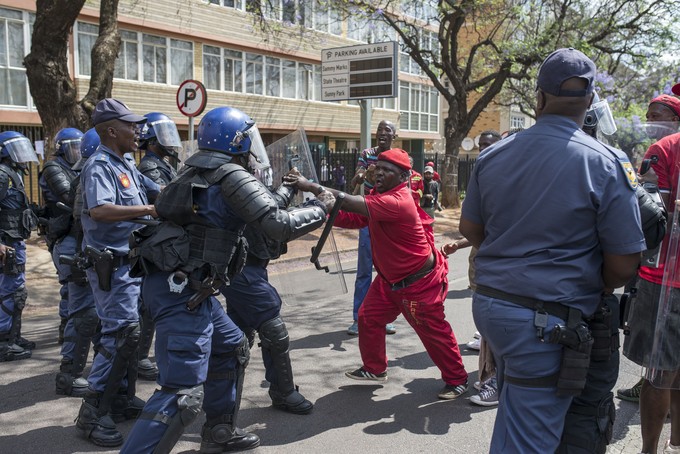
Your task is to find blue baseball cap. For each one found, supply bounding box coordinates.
[537,48,596,97]
[92,98,147,126]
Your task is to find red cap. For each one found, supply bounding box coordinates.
[673,83,680,96]
[378,148,411,171]
[426,161,435,167]
[650,94,680,118]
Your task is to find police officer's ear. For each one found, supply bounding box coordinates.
[535,89,547,113]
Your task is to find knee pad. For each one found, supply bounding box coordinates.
[258,316,289,356]
[13,286,27,312]
[115,323,141,359]
[73,307,99,338]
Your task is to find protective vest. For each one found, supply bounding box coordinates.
[0,164,37,241]
[41,160,78,216]
[131,162,249,282]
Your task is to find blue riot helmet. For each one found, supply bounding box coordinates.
[54,127,84,165]
[0,131,38,174]
[72,128,100,171]
[197,106,270,173]
[139,112,182,159]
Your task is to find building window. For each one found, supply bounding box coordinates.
[225,49,243,92]
[78,24,193,87]
[0,8,31,107]
[143,34,167,83]
[245,53,263,95]
[170,38,193,84]
[203,45,221,90]
[510,114,526,130]
[113,30,139,80]
[76,22,98,77]
[266,56,281,97]
[399,81,438,133]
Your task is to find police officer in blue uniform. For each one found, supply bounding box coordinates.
[54,128,101,397]
[75,99,160,447]
[222,220,314,414]
[460,49,646,453]
[120,106,330,454]
[134,111,183,382]
[0,131,39,362]
[39,127,84,344]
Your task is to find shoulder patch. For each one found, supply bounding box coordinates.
[95,153,109,162]
[619,159,638,190]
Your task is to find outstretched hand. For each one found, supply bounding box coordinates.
[283,171,314,192]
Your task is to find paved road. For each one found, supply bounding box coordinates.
[0,241,662,453]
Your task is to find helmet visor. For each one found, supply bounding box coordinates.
[246,125,271,176]
[3,136,38,163]
[149,119,182,153]
[60,138,82,165]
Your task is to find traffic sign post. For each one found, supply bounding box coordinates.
[321,41,398,102]
[176,79,208,142]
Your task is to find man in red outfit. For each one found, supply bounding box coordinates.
[285,148,468,399]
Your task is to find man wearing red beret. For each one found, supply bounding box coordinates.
[285,148,469,399]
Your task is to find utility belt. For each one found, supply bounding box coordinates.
[476,284,596,397]
[83,246,130,292]
[167,269,223,311]
[391,253,435,291]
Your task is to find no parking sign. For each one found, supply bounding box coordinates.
[176,79,207,141]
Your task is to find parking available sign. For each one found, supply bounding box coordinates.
[321,41,397,102]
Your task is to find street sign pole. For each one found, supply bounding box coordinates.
[189,117,194,142]
[360,99,372,151]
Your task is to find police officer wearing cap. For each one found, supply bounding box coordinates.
[54,128,100,397]
[460,48,645,453]
[74,98,160,447]
[0,131,39,362]
[120,106,329,454]
[134,111,183,382]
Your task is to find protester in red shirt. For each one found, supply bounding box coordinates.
[285,148,468,399]
[409,156,424,205]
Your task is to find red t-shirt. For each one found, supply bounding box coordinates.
[335,182,432,284]
[410,170,424,205]
[638,132,680,286]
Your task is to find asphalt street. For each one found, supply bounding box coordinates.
[0,236,664,453]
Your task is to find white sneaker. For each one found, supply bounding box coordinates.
[466,338,481,351]
[664,440,680,453]
[470,377,498,407]
[473,331,481,339]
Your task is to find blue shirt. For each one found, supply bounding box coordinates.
[80,145,160,255]
[462,114,645,315]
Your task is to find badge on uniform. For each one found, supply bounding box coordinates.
[118,173,131,188]
[619,159,638,190]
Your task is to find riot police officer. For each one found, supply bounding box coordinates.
[39,127,84,344]
[121,106,331,453]
[75,99,160,447]
[222,218,314,414]
[54,128,100,397]
[137,111,181,186]
[135,111,182,382]
[0,131,39,361]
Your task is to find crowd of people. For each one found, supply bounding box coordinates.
[1,46,679,454]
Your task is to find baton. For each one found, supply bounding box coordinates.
[310,192,345,273]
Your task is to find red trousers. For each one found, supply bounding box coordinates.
[358,252,468,385]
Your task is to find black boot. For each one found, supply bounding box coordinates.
[110,393,145,423]
[56,359,88,397]
[137,357,159,381]
[0,341,31,362]
[269,385,313,414]
[75,393,123,447]
[200,422,260,453]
